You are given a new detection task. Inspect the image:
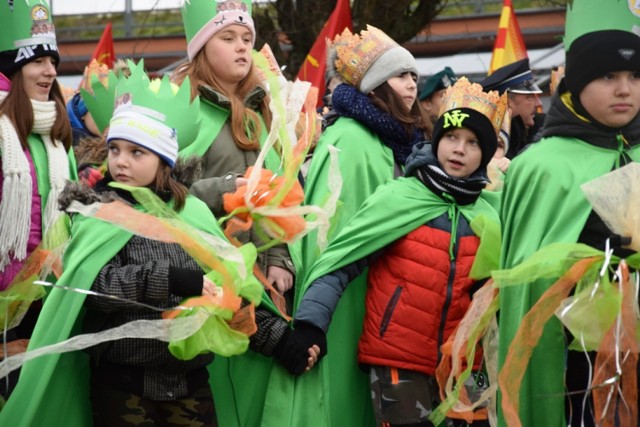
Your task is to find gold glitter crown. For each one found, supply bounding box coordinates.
[331,25,398,88]
[438,77,508,135]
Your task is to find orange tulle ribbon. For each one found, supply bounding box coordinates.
[591,261,638,426]
[223,166,306,244]
[499,257,600,427]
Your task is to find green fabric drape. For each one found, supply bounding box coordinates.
[0,195,230,426]
[497,136,640,427]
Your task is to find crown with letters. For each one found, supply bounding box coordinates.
[330,25,398,89]
[438,77,508,136]
[0,0,59,77]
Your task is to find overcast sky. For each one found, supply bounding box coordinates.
[50,0,183,16]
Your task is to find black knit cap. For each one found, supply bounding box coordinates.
[0,45,60,79]
[431,107,498,170]
[566,30,640,96]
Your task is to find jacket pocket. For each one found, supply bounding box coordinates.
[380,285,403,337]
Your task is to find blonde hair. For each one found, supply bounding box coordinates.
[172,49,272,151]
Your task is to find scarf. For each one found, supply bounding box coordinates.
[0,91,70,270]
[407,143,488,206]
[331,83,424,166]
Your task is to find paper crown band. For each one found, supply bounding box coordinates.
[439,77,508,136]
[330,25,398,89]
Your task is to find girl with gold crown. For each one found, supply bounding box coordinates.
[0,0,77,398]
[280,77,505,427]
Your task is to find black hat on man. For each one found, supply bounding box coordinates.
[480,58,542,95]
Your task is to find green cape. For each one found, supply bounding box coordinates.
[0,195,230,426]
[304,176,500,286]
[497,136,640,427]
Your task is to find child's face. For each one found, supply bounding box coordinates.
[387,72,417,109]
[437,127,482,179]
[579,71,640,128]
[204,25,253,93]
[494,137,506,159]
[107,139,160,187]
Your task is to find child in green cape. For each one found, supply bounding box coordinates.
[278,78,505,427]
[496,2,640,425]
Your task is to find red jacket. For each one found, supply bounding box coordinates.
[358,217,480,376]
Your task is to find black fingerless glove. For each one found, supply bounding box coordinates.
[273,321,327,376]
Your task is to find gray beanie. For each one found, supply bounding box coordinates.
[359,46,419,94]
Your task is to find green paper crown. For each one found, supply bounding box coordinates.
[564,0,640,51]
[0,0,57,53]
[111,59,201,151]
[181,0,253,45]
[80,69,120,135]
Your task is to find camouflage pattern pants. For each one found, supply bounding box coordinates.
[370,365,439,426]
[369,365,489,427]
[90,381,216,427]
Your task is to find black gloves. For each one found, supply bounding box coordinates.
[273,321,327,376]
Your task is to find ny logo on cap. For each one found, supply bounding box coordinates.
[619,48,636,60]
[442,109,469,129]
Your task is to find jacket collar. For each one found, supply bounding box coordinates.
[198,84,266,111]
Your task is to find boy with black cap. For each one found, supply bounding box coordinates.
[481,57,543,158]
[278,77,505,426]
[496,1,640,426]
[419,66,458,124]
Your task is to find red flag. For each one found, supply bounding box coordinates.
[488,0,528,75]
[297,0,352,107]
[90,23,115,68]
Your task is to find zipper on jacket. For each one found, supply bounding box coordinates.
[380,285,403,337]
[437,243,458,363]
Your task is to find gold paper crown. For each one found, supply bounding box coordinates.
[331,25,398,88]
[81,59,111,93]
[438,77,508,135]
[549,66,565,96]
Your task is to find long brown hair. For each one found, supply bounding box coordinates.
[172,50,272,151]
[0,71,72,150]
[369,81,433,140]
[152,163,188,212]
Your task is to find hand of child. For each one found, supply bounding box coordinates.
[202,276,217,297]
[274,322,327,376]
[305,344,321,372]
[267,265,294,294]
[492,156,511,173]
[235,177,248,188]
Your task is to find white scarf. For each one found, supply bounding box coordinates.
[0,91,70,270]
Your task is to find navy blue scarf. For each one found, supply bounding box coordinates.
[331,83,424,166]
